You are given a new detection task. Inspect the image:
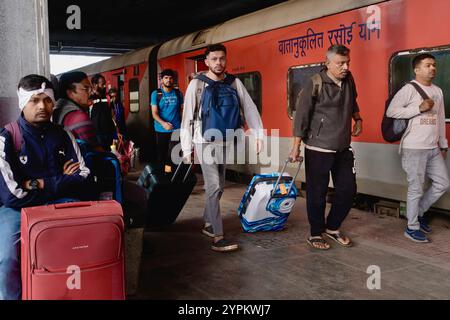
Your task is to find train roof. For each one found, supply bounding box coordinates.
[72,0,386,74]
[73,46,155,75]
[158,0,385,59]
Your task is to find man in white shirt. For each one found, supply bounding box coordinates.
[387,53,449,243]
[180,43,263,252]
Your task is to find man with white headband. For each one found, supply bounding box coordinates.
[0,74,92,300]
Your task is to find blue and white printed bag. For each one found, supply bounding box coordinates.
[237,158,303,232]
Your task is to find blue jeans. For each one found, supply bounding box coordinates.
[0,198,79,300]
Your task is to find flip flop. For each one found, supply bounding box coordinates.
[306,237,330,250]
[323,231,352,247]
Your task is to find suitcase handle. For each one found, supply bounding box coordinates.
[271,157,303,198]
[171,160,194,184]
[54,202,93,209]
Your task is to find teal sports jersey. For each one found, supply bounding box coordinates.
[151,88,183,133]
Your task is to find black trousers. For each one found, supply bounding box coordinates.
[155,132,177,171]
[305,147,356,237]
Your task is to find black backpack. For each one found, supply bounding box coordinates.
[381,82,429,142]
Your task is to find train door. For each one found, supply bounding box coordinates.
[112,71,125,104]
[196,58,208,73]
[186,55,208,84]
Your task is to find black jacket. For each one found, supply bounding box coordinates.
[293,70,359,151]
[90,98,116,135]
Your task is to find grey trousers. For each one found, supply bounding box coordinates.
[401,148,450,230]
[195,143,227,237]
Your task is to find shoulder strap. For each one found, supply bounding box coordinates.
[310,73,322,99]
[223,73,236,86]
[226,74,244,123]
[156,88,163,106]
[409,82,430,100]
[4,121,22,154]
[174,88,182,105]
[55,103,80,125]
[193,79,206,121]
[195,73,215,86]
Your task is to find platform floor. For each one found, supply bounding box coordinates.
[135,180,450,300]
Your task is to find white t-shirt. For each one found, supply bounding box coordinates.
[386,80,448,150]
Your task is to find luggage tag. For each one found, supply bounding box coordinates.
[279,183,288,195]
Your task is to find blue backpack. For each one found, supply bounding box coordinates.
[194,73,243,142]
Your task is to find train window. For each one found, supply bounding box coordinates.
[391,48,450,120]
[287,63,324,120]
[235,72,262,114]
[129,78,140,113]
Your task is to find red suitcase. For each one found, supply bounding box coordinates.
[21,201,125,300]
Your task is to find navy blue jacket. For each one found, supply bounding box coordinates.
[0,116,91,208]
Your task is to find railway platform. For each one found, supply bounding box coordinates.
[133,178,450,300]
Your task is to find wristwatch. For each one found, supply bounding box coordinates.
[29,179,39,190]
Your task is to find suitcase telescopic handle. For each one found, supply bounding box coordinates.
[271,157,304,198]
[171,161,194,184]
[54,202,93,209]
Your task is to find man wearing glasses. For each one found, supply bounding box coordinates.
[289,45,363,250]
[53,71,103,151]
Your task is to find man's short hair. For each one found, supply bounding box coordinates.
[18,74,53,91]
[412,53,435,69]
[160,69,175,78]
[91,73,105,85]
[205,43,227,56]
[59,71,88,99]
[326,45,350,60]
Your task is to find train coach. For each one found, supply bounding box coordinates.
[76,0,450,212]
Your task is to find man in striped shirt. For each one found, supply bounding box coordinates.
[53,71,103,152]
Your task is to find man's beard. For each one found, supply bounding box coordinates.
[211,68,225,77]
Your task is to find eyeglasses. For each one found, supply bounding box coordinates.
[76,85,93,93]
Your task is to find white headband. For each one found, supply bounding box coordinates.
[17,82,56,111]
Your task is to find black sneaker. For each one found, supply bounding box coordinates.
[211,239,239,252]
[202,225,215,238]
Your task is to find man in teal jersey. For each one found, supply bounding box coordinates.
[150,69,183,171]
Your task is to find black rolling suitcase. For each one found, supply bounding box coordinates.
[137,162,197,228]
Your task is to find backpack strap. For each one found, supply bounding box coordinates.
[196,73,215,86]
[156,88,183,107]
[156,88,163,106]
[409,82,430,100]
[4,121,22,154]
[310,73,322,99]
[223,73,236,86]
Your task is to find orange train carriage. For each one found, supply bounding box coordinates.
[76,0,450,211]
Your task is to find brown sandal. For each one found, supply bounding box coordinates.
[306,236,330,250]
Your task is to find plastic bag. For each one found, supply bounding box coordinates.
[112,137,134,175]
